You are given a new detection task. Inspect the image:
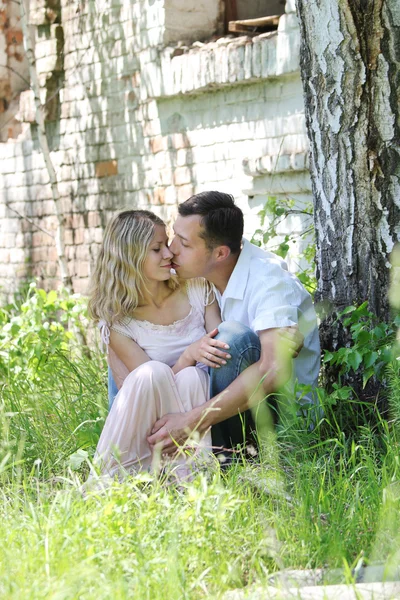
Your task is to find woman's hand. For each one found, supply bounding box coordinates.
[185,328,231,368]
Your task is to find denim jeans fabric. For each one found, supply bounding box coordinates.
[209,321,261,451]
[108,367,119,410]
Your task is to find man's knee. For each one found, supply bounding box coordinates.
[210,322,261,396]
[216,321,260,351]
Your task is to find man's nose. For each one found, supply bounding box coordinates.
[169,236,178,254]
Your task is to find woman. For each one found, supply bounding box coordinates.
[88,210,230,480]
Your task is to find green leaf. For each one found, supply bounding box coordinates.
[362,367,375,389]
[347,350,363,372]
[363,351,378,369]
[69,449,89,471]
[37,289,47,302]
[45,290,58,306]
[372,326,385,340]
[276,243,289,259]
[355,329,371,345]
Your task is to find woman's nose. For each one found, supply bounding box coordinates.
[163,245,173,259]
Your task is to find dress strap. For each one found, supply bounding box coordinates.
[186,278,215,311]
[99,320,110,354]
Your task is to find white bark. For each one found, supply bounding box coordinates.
[296,0,400,325]
[20,0,71,290]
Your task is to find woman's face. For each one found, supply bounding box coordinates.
[142,224,174,282]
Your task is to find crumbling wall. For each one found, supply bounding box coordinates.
[0,0,312,297]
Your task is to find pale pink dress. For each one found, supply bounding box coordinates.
[93,278,213,479]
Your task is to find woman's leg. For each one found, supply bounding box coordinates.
[93,362,210,478]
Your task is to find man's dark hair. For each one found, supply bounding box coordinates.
[178,191,244,254]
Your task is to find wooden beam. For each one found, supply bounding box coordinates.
[228,15,280,33]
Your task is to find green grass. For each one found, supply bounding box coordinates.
[1,288,400,598]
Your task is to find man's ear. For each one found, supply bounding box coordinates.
[214,245,231,262]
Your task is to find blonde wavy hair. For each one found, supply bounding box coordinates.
[88,210,178,325]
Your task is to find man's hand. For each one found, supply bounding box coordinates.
[184,328,231,368]
[148,411,199,455]
[278,326,304,358]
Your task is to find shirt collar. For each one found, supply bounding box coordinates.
[221,238,252,301]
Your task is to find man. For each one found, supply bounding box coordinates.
[109,191,320,452]
[146,191,321,453]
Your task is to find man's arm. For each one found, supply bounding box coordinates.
[147,326,301,451]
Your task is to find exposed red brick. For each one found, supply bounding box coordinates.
[0,10,7,30]
[95,160,118,178]
[6,29,23,46]
[153,187,165,205]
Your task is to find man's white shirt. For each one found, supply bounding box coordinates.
[213,239,321,393]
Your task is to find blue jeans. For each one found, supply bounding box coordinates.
[108,367,119,410]
[107,321,263,449]
[209,321,262,451]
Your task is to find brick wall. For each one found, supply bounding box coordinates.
[0,0,29,141]
[0,0,312,298]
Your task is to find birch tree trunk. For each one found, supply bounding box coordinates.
[20,0,72,290]
[296,0,400,353]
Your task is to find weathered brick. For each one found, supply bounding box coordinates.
[86,211,100,228]
[170,133,188,150]
[93,228,104,243]
[173,166,192,186]
[74,228,85,245]
[76,261,90,278]
[65,245,76,259]
[152,187,165,205]
[76,245,90,260]
[72,277,89,294]
[149,136,165,154]
[177,184,194,203]
[0,249,10,262]
[64,229,73,245]
[2,233,16,248]
[72,213,85,229]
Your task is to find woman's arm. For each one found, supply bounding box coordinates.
[109,330,151,373]
[172,300,229,374]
